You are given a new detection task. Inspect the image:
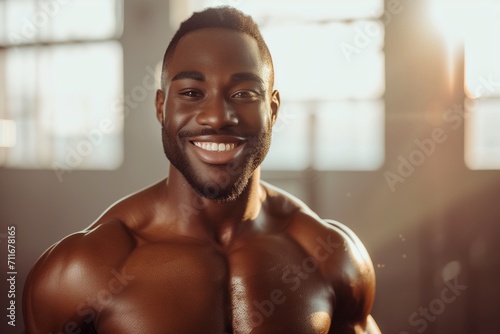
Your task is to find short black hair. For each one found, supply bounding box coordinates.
[161,6,274,89]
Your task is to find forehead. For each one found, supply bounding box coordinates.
[166,28,270,83]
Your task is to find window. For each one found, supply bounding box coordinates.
[0,0,124,174]
[429,0,500,170]
[174,0,386,171]
[463,2,500,170]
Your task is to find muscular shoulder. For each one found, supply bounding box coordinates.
[23,220,136,333]
[262,182,376,328]
[289,214,375,294]
[291,216,376,330]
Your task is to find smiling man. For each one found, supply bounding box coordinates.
[23,7,380,334]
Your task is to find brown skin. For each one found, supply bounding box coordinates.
[23,29,380,333]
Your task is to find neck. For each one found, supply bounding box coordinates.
[164,165,265,245]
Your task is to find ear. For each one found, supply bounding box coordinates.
[270,89,280,126]
[155,89,166,124]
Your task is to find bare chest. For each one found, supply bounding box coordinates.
[95,236,334,334]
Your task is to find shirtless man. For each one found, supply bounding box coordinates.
[23,7,380,334]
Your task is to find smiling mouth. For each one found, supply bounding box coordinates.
[188,137,246,165]
[192,142,238,152]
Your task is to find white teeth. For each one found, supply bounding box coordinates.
[193,142,237,152]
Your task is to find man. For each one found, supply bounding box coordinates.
[23,7,380,334]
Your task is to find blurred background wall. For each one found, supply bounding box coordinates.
[1,0,499,333]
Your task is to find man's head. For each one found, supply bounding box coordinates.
[160,6,274,91]
[156,6,280,203]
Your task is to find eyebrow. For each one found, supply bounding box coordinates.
[230,72,265,86]
[171,71,265,86]
[171,71,205,82]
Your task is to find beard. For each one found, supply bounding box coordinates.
[161,123,272,203]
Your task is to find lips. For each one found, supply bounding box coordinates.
[188,135,245,165]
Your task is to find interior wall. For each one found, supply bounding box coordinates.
[1,0,499,333]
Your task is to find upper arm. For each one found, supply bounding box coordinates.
[322,220,380,334]
[23,235,90,334]
[23,220,136,334]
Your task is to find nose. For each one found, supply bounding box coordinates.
[195,95,238,130]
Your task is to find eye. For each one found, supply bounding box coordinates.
[231,91,259,99]
[180,90,203,98]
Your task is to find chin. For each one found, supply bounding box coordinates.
[192,174,250,203]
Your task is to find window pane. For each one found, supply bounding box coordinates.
[465,98,500,170]
[464,1,500,98]
[0,119,16,148]
[0,42,123,171]
[463,1,500,170]
[262,21,384,102]
[262,101,384,171]
[262,103,311,170]
[0,0,123,45]
[313,101,384,170]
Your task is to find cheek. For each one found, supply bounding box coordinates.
[164,100,193,130]
[238,106,271,130]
